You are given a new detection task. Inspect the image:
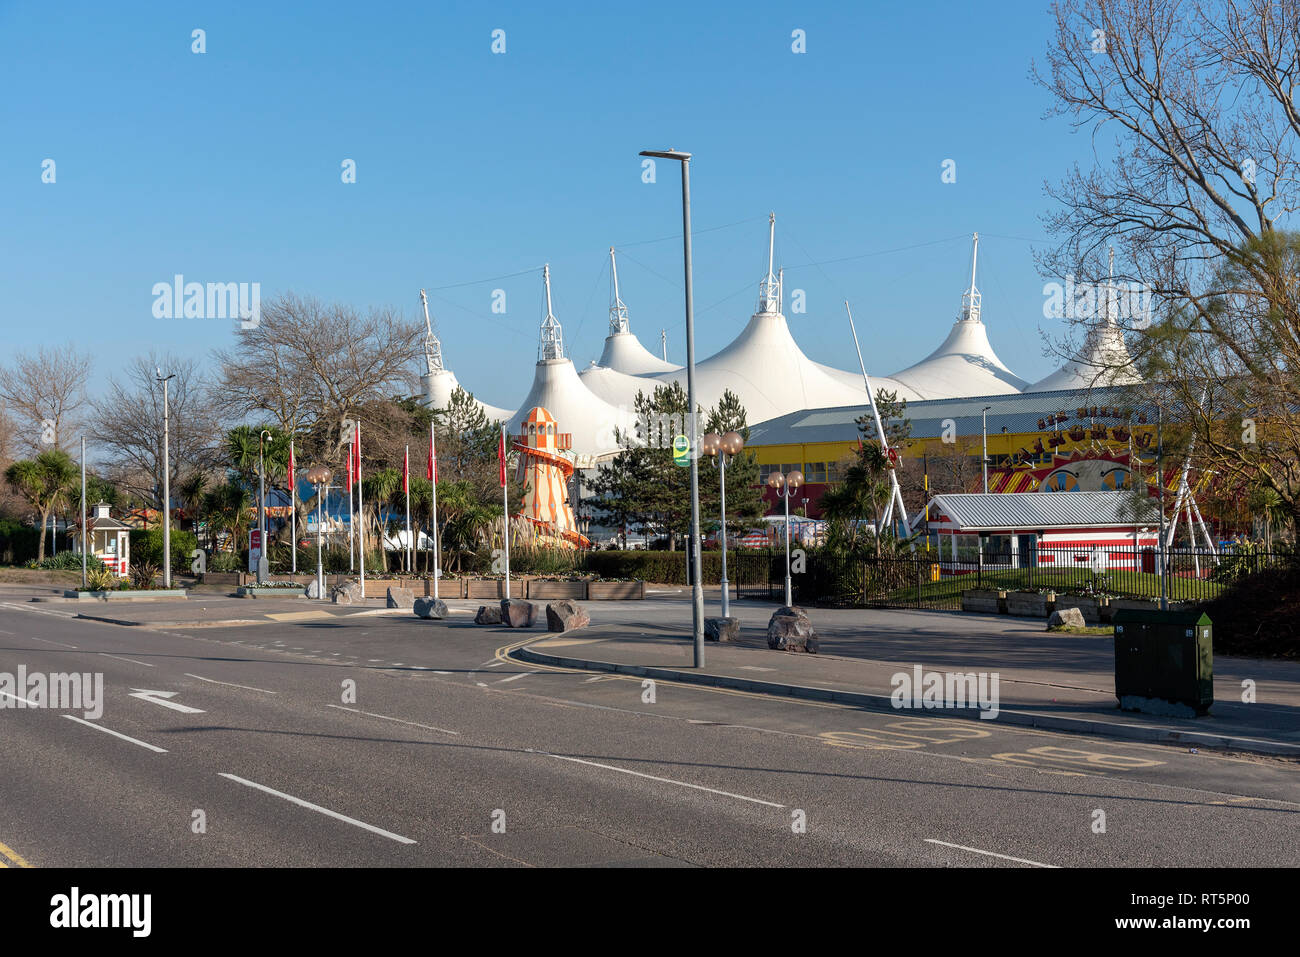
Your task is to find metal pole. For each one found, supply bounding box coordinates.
[257,433,266,585]
[719,453,730,617]
[290,441,297,575]
[681,158,704,667]
[1157,405,1167,610]
[316,481,324,599]
[501,423,511,600]
[356,423,365,590]
[431,421,440,600]
[348,443,355,572]
[783,486,792,607]
[80,436,87,590]
[162,378,172,588]
[405,445,412,574]
[982,407,989,493]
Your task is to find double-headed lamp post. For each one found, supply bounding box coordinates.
[766,468,804,606]
[304,465,332,599]
[702,430,744,618]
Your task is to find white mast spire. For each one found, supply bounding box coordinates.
[757,211,780,314]
[1105,244,1116,325]
[661,328,667,361]
[419,289,443,374]
[608,247,630,335]
[539,264,564,360]
[959,232,982,323]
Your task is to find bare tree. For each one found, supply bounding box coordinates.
[90,353,224,509]
[0,344,91,455]
[1036,0,1300,530]
[212,292,425,455]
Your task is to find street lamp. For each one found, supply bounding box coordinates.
[981,405,992,493]
[304,465,333,599]
[767,468,804,606]
[640,146,705,668]
[257,429,271,584]
[702,430,744,618]
[155,369,176,588]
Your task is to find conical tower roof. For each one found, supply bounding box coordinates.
[422,368,513,423]
[595,247,680,374]
[888,233,1028,399]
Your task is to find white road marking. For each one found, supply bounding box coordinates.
[496,671,539,685]
[0,601,76,618]
[184,673,277,694]
[100,652,154,667]
[476,682,488,687]
[218,773,416,844]
[327,704,459,735]
[527,749,785,808]
[0,690,40,706]
[738,666,776,673]
[22,635,78,649]
[128,689,206,714]
[486,661,505,668]
[924,839,1058,868]
[62,715,168,753]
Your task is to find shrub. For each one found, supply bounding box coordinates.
[129,528,198,574]
[208,551,243,573]
[26,552,105,572]
[86,566,119,591]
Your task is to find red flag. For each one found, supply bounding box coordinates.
[345,442,353,492]
[287,441,295,488]
[426,425,436,482]
[402,446,409,494]
[353,423,361,478]
[498,430,507,487]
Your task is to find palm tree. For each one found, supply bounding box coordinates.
[5,450,79,563]
[202,482,253,554]
[362,468,401,572]
[177,471,208,546]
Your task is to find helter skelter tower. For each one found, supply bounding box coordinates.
[513,406,589,548]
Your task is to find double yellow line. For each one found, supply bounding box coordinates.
[0,839,31,868]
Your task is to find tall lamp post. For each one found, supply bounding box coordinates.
[702,430,744,618]
[305,466,332,600]
[640,146,704,667]
[257,429,271,584]
[155,370,176,588]
[767,468,804,606]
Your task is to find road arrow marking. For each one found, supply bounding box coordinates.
[128,689,206,714]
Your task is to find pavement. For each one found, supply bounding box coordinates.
[1,584,1297,868]
[13,583,1294,756]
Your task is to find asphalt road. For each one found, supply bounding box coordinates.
[1,598,1297,867]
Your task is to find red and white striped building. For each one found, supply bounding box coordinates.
[922,491,1161,571]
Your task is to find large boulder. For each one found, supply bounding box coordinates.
[306,579,324,600]
[499,598,536,628]
[704,616,740,642]
[474,604,503,625]
[546,599,590,632]
[1047,607,1087,629]
[767,606,818,653]
[386,586,415,609]
[331,580,365,605]
[413,597,448,620]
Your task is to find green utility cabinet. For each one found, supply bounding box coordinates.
[1113,609,1213,717]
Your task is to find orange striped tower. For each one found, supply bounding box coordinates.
[514,406,589,548]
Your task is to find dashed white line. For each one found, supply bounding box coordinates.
[496,671,539,685]
[22,635,78,649]
[924,839,1058,868]
[62,715,168,753]
[184,673,277,694]
[99,652,154,667]
[327,704,459,735]
[485,661,505,668]
[218,773,416,844]
[526,749,785,808]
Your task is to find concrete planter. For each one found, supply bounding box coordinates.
[63,589,188,601]
[1006,591,1050,617]
[961,588,1004,615]
[526,580,587,600]
[236,585,306,598]
[588,580,646,600]
[1054,595,1102,623]
[201,572,240,586]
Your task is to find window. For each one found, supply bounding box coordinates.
[803,462,828,483]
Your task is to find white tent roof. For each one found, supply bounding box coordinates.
[1025,319,1141,393]
[510,359,638,461]
[422,369,513,423]
[578,361,659,408]
[597,332,679,374]
[890,318,1029,399]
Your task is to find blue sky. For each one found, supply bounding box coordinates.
[2,0,1086,413]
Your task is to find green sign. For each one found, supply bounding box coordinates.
[672,434,690,467]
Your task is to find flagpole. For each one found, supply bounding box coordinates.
[356,422,366,590]
[501,423,511,600]
[430,421,440,600]
[404,445,411,574]
[347,441,354,573]
[290,440,297,575]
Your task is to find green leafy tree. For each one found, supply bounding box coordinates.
[820,389,911,555]
[5,450,79,562]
